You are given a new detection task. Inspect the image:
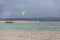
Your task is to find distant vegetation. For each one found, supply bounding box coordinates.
[0,17,60,21]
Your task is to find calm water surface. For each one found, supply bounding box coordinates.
[0,22,60,31]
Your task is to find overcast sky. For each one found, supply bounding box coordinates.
[0,0,60,19]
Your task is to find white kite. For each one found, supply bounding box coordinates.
[22,11,25,16]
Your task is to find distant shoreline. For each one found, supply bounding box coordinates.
[0,20,60,22]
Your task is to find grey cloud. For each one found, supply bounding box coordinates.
[0,0,59,18]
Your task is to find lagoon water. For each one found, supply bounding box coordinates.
[0,22,60,31]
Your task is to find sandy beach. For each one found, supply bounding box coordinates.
[0,21,59,40]
[0,20,37,23]
[0,30,60,40]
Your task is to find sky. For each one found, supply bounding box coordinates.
[0,0,60,19]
